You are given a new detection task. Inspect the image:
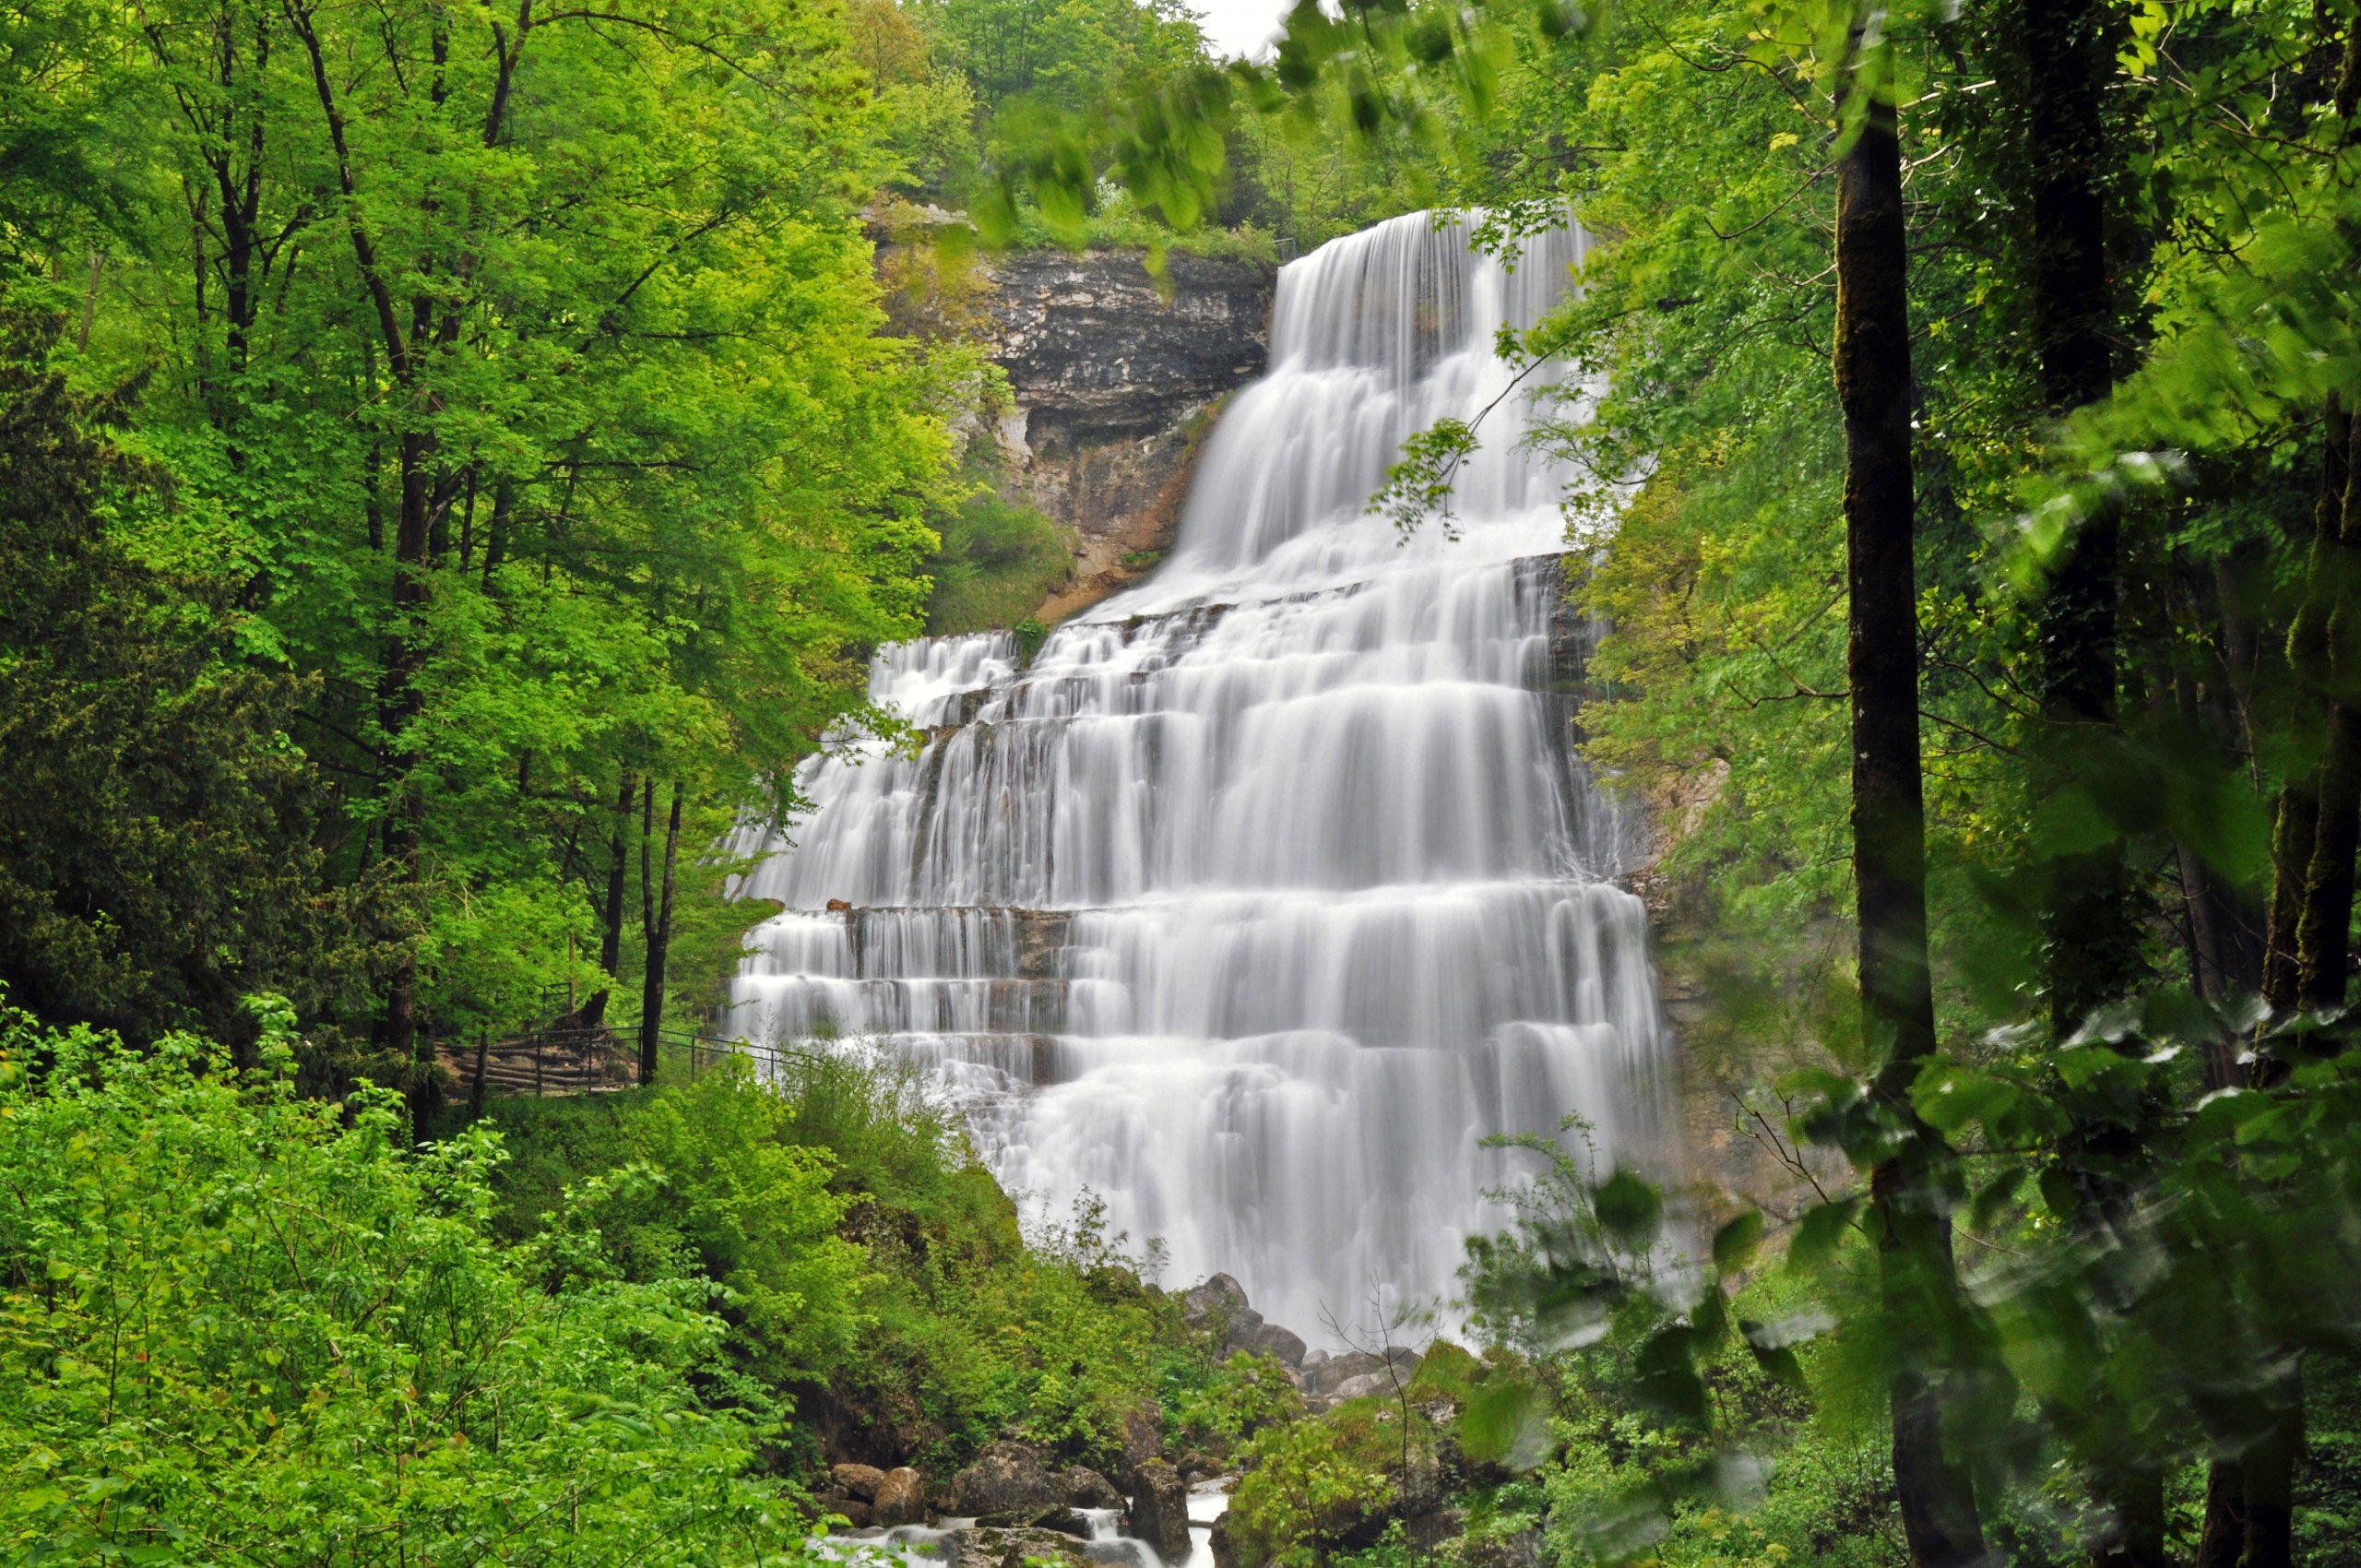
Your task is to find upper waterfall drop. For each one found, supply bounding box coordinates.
[730,210,1670,1340]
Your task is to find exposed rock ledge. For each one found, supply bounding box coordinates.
[878,224,1277,621]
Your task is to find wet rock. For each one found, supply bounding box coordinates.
[1125,1457,1192,1562]
[830,1463,886,1502]
[946,1525,1094,1568]
[1119,1400,1166,1477]
[1208,1510,1240,1568]
[1182,1273,1253,1330]
[1180,1273,1318,1370]
[1057,1466,1125,1511]
[951,1440,1061,1516]
[873,1467,926,1526]
[1329,1371,1398,1404]
[818,1495,873,1528]
[1239,1320,1308,1367]
[975,1505,1090,1537]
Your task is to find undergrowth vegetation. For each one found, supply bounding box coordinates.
[924,489,1074,637]
[0,1004,1240,1561]
[469,1048,1200,1473]
[0,1003,802,1562]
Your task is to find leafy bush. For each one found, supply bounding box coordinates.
[1225,1416,1398,1568]
[1171,1350,1305,1450]
[474,1051,1196,1477]
[0,1001,802,1564]
[927,493,1071,636]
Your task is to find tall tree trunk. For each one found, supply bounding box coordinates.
[1836,81,1990,1568]
[639,781,683,1084]
[583,771,634,1027]
[381,427,434,1133]
[2023,4,2167,1544]
[2296,419,2361,1011]
[2027,0,2142,1039]
[289,0,444,1135]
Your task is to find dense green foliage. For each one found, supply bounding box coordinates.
[0,1001,1252,1559]
[467,1051,1203,1474]
[0,0,990,1092]
[926,489,1074,636]
[0,1002,808,1563]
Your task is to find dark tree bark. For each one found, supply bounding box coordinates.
[2026,0,2142,1040]
[2023,9,2168,1547]
[2296,419,2361,1010]
[639,781,683,1083]
[1836,83,1990,1568]
[583,771,634,1027]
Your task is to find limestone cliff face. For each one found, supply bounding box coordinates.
[885,238,1276,616]
[983,251,1274,451]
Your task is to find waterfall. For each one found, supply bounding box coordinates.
[729,211,1670,1340]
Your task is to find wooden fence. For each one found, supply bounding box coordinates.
[433,1027,819,1110]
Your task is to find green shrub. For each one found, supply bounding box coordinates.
[474,1051,1196,1477]
[1226,1416,1398,1568]
[0,1002,802,1563]
[927,493,1071,636]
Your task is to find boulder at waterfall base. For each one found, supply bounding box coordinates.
[1125,1456,1192,1562]
[946,1525,1095,1568]
[1119,1400,1166,1475]
[873,1467,927,1526]
[829,1463,885,1501]
[1057,1465,1126,1510]
[951,1440,1062,1516]
[1180,1273,1311,1367]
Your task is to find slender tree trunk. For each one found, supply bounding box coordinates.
[2296,421,2361,1010]
[2193,1457,2246,1568]
[639,781,683,1083]
[1835,82,1990,1568]
[2027,0,2142,1041]
[2198,28,2361,1562]
[481,480,514,583]
[289,0,446,1134]
[382,428,434,1133]
[2240,1373,2303,1568]
[583,771,634,1027]
[2023,2,2167,1534]
[2257,405,2357,1033]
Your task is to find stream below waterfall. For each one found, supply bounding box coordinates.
[730,210,1671,1342]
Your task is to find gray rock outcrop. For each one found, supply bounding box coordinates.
[829,1463,885,1501]
[877,220,1277,619]
[950,1440,1061,1516]
[946,1525,1095,1568]
[1181,1273,1311,1368]
[1057,1465,1125,1511]
[1125,1456,1192,1562]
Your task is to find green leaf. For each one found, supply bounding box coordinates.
[1711,1209,1765,1272]
[1632,1324,1709,1426]
[1459,1378,1550,1469]
[1593,1169,1664,1247]
[1786,1196,1861,1270]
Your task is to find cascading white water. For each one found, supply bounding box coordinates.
[730,211,1669,1340]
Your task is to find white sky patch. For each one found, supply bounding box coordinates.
[1188,0,1290,59]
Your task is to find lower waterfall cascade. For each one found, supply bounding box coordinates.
[730,210,1672,1341]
